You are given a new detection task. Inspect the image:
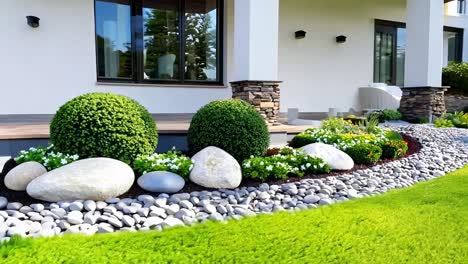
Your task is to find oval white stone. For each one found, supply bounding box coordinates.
[26,158,135,202]
[137,171,185,193]
[301,143,354,171]
[4,161,47,191]
[189,147,241,189]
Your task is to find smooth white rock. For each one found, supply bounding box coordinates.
[301,143,354,171]
[7,202,22,210]
[143,217,163,227]
[84,200,97,212]
[189,147,242,189]
[4,162,47,191]
[97,223,114,233]
[69,202,84,211]
[0,197,8,209]
[162,217,184,228]
[122,215,135,227]
[137,171,185,193]
[26,158,135,202]
[67,211,84,225]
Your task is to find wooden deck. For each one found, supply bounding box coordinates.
[0,120,310,140]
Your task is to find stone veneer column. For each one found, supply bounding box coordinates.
[399,87,448,120]
[231,81,281,125]
[401,0,446,121]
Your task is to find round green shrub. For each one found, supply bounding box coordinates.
[385,130,403,141]
[187,99,269,162]
[50,93,158,164]
[381,140,408,159]
[289,133,316,148]
[381,109,402,121]
[345,143,382,165]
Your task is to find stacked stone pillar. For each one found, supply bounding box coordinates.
[231,81,281,125]
[399,87,447,121]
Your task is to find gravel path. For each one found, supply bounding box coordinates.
[0,125,467,241]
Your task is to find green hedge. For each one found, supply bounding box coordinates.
[50,93,158,164]
[442,62,468,95]
[187,99,269,162]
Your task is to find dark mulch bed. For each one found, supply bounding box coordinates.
[0,133,423,205]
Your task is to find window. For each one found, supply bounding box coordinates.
[444,27,464,65]
[374,20,464,87]
[95,0,223,84]
[374,20,406,87]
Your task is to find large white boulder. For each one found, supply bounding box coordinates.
[189,147,241,189]
[4,161,47,191]
[301,143,354,171]
[26,158,134,202]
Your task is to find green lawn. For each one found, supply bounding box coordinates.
[1,166,467,264]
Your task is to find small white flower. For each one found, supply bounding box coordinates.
[61,159,68,165]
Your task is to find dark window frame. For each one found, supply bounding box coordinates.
[373,19,464,85]
[458,0,467,14]
[444,26,464,63]
[94,0,224,86]
[373,20,405,85]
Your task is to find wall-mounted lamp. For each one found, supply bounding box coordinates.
[295,30,307,39]
[336,35,347,43]
[26,16,40,28]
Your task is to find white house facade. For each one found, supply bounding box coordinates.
[0,0,467,120]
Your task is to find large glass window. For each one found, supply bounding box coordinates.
[374,21,405,86]
[95,0,223,84]
[95,0,132,79]
[374,20,464,87]
[444,27,464,66]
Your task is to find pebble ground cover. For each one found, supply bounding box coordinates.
[0,165,466,264]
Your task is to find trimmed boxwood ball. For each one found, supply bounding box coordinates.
[50,93,158,164]
[187,99,270,162]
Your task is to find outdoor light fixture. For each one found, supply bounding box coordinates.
[295,30,307,39]
[336,35,347,43]
[26,16,40,28]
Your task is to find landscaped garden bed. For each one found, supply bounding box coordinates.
[0,93,467,240]
[1,166,466,263]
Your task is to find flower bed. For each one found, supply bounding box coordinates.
[0,125,466,240]
[2,93,457,240]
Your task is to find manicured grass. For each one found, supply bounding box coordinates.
[1,167,468,264]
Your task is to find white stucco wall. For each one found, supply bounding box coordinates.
[278,0,468,113]
[0,0,466,115]
[0,0,233,115]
